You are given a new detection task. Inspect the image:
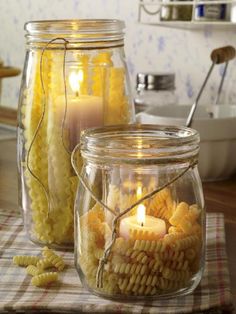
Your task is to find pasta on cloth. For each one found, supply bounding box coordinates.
[0,209,233,313]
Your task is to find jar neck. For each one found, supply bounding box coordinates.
[80,124,200,165]
[25,19,125,49]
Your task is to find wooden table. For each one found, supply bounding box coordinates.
[0,138,236,309]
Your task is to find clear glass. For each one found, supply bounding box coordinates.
[73,124,205,300]
[134,89,177,114]
[17,20,134,248]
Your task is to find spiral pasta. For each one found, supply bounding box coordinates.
[155,249,184,262]
[13,256,40,267]
[42,247,65,271]
[26,265,43,276]
[162,267,190,282]
[169,202,189,226]
[158,277,185,291]
[146,188,174,220]
[174,235,199,251]
[37,258,54,270]
[78,188,203,297]
[31,272,58,287]
[133,239,166,253]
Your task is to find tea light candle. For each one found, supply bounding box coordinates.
[119,203,166,240]
[57,70,103,149]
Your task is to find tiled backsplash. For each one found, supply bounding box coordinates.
[0,0,235,108]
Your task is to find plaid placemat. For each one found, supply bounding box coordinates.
[0,210,233,314]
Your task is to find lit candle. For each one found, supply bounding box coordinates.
[57,70,103,149]
[119,186,166,240]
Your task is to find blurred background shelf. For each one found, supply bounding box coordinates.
[138,0,236,29]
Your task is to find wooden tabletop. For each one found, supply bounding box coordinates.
[0,138,235,309]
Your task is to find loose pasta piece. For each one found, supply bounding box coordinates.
[13,255,40,267]
[31,272,58,287]
[26,265,43,276]
[42,247,65,271]
[37,258,54,270]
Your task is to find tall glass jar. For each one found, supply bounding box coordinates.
[18,20,134,248]
[73,124,205,299]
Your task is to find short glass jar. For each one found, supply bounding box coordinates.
[73,124,205,299]
[17,20,134,248]
[134,73,177,114]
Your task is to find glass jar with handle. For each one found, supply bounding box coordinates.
[72,124,205,299]
[18,19,134,248]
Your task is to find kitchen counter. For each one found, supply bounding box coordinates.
[0,138,236,310]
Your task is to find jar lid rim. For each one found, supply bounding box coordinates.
[25,19,125,33]
[79,124,200,163]
[24,19,125,46]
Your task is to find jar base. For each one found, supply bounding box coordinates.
[76,265,204,301]
[27,233,74,251]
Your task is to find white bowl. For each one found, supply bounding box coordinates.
[137,105,236,181]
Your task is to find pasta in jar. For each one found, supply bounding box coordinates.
[18,20,133,248]
[73,125,205,299]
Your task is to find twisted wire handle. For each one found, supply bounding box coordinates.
[26,37,69,216]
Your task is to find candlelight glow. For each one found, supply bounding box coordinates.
[136,185,142,198]
[69,70,84,93]
[137,204,146,226]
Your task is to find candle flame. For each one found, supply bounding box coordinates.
[136,185,142,198]
[69,70,83,94]
[137,204,146,226]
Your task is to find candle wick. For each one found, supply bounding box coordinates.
[75,91,79,97]
[141,222,144,227]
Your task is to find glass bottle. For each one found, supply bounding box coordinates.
[17,20,134,248]
[161,0,192,21]
[73,124,205,299]
[134,73,177,114]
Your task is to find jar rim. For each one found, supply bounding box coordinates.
[24,19,125,47]
[79,124,200,164]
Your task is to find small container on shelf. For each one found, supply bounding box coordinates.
[194,0,227,21]
[134,72,177,114]
[72,124,205,299]
[161,0,193,21]
[161,0,178,21]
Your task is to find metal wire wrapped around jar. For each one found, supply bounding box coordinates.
[72,124,205,300]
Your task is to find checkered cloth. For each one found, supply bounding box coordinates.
[0,209,233,314]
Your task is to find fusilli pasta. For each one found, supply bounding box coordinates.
[42,247,65,271]
[31,272,58,287]
[13,255,40,267]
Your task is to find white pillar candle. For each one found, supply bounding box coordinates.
[119,203,166,240]
[57,71,103,149]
